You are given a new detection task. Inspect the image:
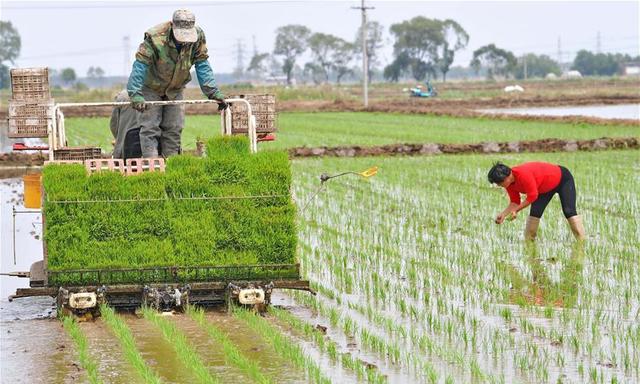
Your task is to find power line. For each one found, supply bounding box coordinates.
[2,1,317,10]
[19,46,124,60]
[17,44,236,62]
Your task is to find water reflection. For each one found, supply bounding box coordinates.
[481,104,640,120]
[508,242,585,307]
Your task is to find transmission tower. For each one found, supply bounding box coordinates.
[557,36,562,67]
[596,31,601,53]
[235,39,245,77]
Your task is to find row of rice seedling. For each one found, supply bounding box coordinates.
[142,307,218,384]
[289,287,470,383]
[186,306,272,384]
[290,150,639,383]
[269,306,388,383]
[61,316,103,384]
[42,136,297,285]
[100,305,162,384]
[233,307,331,384]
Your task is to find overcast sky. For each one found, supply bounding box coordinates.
[1,0,638,78]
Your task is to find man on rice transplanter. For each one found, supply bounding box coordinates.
[126,9,228,158]
[487,161,586,241]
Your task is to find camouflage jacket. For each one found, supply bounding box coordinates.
[135,22,210,99]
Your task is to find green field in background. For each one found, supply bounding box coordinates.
[65,112,639,153]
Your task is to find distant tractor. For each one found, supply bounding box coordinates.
[408,80,438,98]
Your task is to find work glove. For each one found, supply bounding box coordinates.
[131,95,147,112]
[216,100,229,111]
[208,91,228,111]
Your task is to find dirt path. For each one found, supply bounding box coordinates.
[2,137,636,167]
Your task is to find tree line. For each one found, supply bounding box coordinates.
[1,19,638,89]
[249,16,639,84]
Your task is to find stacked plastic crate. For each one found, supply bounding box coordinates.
[229,94,277,135]
[9,67,102,161]
[8,67,53,139]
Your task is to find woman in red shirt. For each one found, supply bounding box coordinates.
[487,161,585,241]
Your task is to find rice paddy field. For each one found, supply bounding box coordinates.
[2,111,639,384]
[64,112,640,152]
[290,150,639,383]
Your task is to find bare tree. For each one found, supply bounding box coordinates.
[273,25,311,84]
[333,40,355,84]
[471,44,517,80]
[247,52,270,79]
[438,19,469,82]
[307,33,342,83]
[355,20,384,83]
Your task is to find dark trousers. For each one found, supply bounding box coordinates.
[529,166,578,219]
[123,128,161,160]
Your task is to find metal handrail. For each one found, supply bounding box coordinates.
[47,263,301,286]
[50,98,257,160]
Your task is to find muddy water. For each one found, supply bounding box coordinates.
[0,318,84,384]
[79,320,141,383]
[199,309,306,383]
[481,103,640,120]
[166,311,249,382]
[273,293,394,383]
[0,175,44,300]
[124,313,200,383]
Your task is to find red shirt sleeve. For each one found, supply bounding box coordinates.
[507,187,520,204]
[519,170,539,203]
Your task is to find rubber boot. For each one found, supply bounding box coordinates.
[524,216,540,241]
[567,215,586,241]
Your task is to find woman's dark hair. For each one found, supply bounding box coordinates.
[487,162,512,184]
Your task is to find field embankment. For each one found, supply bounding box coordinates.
[289,136,639,158]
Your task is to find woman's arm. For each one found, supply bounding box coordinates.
[496,202,519,224]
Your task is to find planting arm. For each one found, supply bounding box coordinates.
[496,201,531,224]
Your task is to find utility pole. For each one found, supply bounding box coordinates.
[123,36,130,77]
[596,31,601,53]
[523,55,528,80]
[352,0,374,107]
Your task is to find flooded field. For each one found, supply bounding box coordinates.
[292,150,639,383]
[481,103,640,120]
[0,171,44,299]
[1,149,638,383]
